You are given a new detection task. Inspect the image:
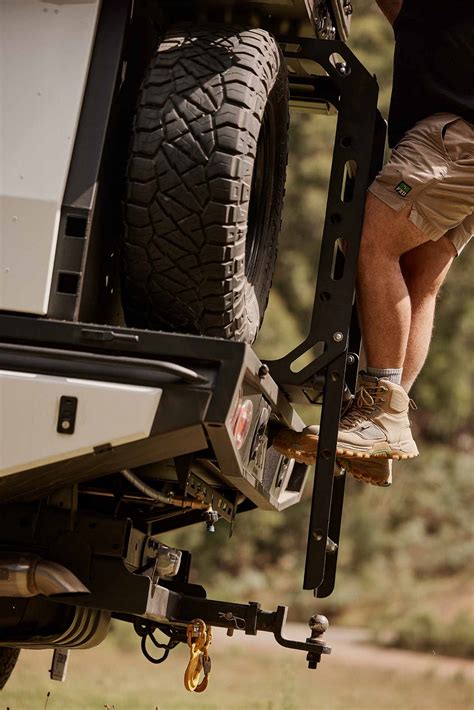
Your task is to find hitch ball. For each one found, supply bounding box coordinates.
[306,615,329,670]
[308,614,329,637]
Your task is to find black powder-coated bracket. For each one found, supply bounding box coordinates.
[265,38,387,593]
[267,36,385,402]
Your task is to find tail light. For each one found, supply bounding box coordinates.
[231,398,254,450]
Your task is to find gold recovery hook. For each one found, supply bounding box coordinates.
[184,619,212,693]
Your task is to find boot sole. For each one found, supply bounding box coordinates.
[273,432,418,463]
[276,449,392,486]
[338,459,392,487]
[346,469,391,486]
[335,446,418,461]
[350,471,391,486]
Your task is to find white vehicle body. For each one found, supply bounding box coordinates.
[0,0,101,314]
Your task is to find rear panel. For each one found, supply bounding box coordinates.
[0,370,161,477]
[0,0,102,314]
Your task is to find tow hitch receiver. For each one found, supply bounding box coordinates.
[134,596,331,693]
[176,599,331,668]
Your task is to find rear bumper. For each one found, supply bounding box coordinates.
[0,315,308,511]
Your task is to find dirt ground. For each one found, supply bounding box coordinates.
[244,623,474,679]
[2,624,473,710]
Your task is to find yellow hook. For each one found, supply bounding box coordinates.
[184,619,212,692]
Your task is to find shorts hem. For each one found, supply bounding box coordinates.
[448,222,471,256]
[406,207,445,242]
[368,183,443,240]
[367,183,406,214]
[368,182,457,247]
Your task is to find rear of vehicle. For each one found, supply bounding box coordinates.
[0,0,381,692]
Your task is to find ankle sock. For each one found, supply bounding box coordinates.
[366,367,403,385]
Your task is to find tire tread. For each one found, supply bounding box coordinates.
[122,25,288,341]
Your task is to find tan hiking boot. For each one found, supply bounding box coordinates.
[273,374,418,463]
[272,386,354,465]
[335,374,418,460]
[337,457,392,487]
[273,427,392,485]
[273,429,392,485]
[273,427,318,465]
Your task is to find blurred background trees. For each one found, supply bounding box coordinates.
[164,1,474,656]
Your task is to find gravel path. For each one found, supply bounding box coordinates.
[214,623,474,680]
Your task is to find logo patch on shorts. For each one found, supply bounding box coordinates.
[395,181,412,197]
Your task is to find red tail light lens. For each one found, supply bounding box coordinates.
[232,399,254,450]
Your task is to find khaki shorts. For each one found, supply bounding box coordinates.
[369,113,474,255]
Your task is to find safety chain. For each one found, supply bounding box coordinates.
[134,621,180,665]
[184,619,213,693]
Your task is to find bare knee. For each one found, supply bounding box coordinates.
[401,236,455,297]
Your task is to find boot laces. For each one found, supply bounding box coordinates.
[340,382,388,429]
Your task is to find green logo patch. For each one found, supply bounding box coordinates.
[395,180,412,197]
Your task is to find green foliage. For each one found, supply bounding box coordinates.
[411,249,474,444]
[348,0,395,115]
[374,610,474,658]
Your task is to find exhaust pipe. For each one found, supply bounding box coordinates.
[0,554,90,597]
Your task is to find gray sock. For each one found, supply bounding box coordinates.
[366,367,403,385]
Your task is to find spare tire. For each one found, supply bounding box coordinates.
[122,25,289,343]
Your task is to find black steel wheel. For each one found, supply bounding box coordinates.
[122,25,289,343]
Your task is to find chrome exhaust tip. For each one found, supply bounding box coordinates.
[0,554,90,597]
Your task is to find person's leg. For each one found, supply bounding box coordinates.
[356,192,431,370]
[274,194,431,463]
[274,115,472,470]
[400,235,457,391]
